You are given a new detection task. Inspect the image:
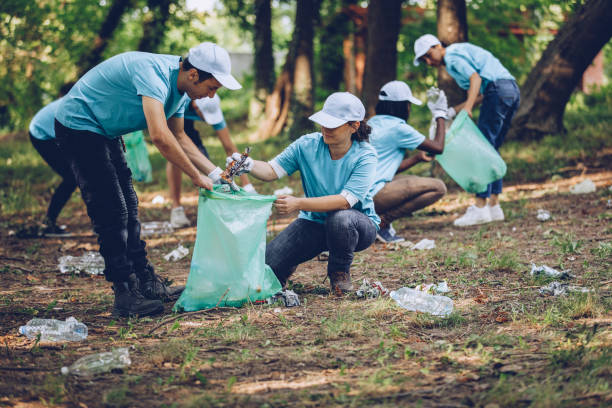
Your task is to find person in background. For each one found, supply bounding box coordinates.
[230,92,379,294]
[414,34,520,226]
[28,83,76,237]
[368,80,448,243]
[167,94,256,228]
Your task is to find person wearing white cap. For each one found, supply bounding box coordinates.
[414,34,520,227]
[368,80,448,243]
[228,92,379,294]
[167,94,256,229]
[53,42,242,317]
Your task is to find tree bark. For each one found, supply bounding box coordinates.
[362,0,403,116]
[75,0,133,77]
[138,0,172,53]
[250,0,275,120]
[509,0,612,139]
[436,0,467,107]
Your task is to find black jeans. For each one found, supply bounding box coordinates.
[184,119,209,158]
[54,120,148,283]
[29,133,77,223]
[265,209,377,285]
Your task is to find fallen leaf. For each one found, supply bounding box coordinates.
[474,294,489,304]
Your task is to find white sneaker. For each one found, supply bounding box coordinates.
[170,206,191,229]
[453,205,492,227]
[488,204,505,222]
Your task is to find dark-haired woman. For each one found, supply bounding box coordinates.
[233,92,379,294]
[369,81,448,243]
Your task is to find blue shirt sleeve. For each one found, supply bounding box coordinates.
[272,139,301,176]
[445,54,476,90]
[132,63,169,105]
[342,149,377,202]
[212,119,227,131]
[396,123,426,150]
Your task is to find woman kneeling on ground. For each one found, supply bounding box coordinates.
[369,80,448,243]
[232,92,379,294]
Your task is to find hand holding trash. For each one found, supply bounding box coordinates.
[208,166,239,191]
[225,152,254,176]
[191,172,213,190]
[426,88,448,119]
[274,195,301,214]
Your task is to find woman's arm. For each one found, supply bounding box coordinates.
[249,160,279,181]
[461,72,482,117]
[274,194,349,215]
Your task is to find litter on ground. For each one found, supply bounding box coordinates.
[412,239,436,250]
[414,281,450,294]
[140,221,174,237]
[58,252,104,275]
[539,281,591,296]
[536,209,551,221]
[164,244,190,262]
[151,195,165,204]
[530,263,574,279]
[267,290,300,307]
[61,348,131,377]
[390,287,453,317]
[569,179,596,194]
[355,278,389,299]
[19,317,88,342]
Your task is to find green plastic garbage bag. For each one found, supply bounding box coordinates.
[123,131,153,183]
[174,186,282,312]
[435,110,507,194]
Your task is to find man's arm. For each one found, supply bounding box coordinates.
[166,115,217,175]
[142,96,212,189]
[460,72,482,117]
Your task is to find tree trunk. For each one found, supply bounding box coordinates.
[436,0,467,107]
[75,0,133,77]
[138,0,172,53]
[249,0,275,121]
[362,0,402,116]
[509,0,612,140]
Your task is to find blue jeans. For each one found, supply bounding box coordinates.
[54,120,149,283]
[476,79,520,198]
[265,210,377,285]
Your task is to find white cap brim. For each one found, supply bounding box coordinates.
[413,55,423,66]
[408,95,423,105]
[213,73,242,90]
[308,111,346,128]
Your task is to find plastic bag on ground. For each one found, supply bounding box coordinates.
[530,263,574,279]
[141,221,174,237]
[356,278,389,299]
[570,179,596,194]
[19,317,87,342]
[123,131,152,182]
[174,186,282,311]
[164,244,189,262]
[412,239,436,250]
[61,348,131,376]
[539,281,590,296]
[390,287,453,317]
[267,290,300,307]
[435,111,507,193]
[536,209,551,221]
[58,252,104,275]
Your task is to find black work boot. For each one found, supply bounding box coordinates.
[136,263,184,302]
[328,270,353,296]
[112,274,164,317]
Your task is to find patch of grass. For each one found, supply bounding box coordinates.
[103,384,130,408]
[591,242,612,260]
[551,233,584,255]
[321,309,365,340]
[221,314,260,343]
[37,374,66,405]
[413,311,466,329]
[487,249,520,272]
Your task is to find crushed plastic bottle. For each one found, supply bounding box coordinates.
[140,221,174,237]
[539,281,590,296]
[58,252,104,275]
[390,287,453,317]
[530,263,574,279]
[569,179,596,194]
[61,348,131,377]
[19,317,87,342]
[412,239,436,250]
[536,209,551,222]
[414,281,450,294]
[164,244,189,262]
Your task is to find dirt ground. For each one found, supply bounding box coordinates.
[1,171,611,407]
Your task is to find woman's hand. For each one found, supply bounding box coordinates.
[416,150,435,162]
[274,195,302,214]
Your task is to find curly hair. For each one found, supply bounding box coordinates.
[350,121,372,142]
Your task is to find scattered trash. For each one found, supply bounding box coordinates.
[390,287,453,317]
[19,317,88,342]
[273,186,294,196]
[539,281,590,296]
[569,179,596,194]
[530,263,574,279]
[317,251,329,261]
[512,227,517,232]
[140,221,174,237]
[536,209,551,222]
[449,232,454,237]
[151,195,165,204]
[607,199,611,208]
[355,278,389,299]
[58,252,104,275]
[267,290,300,307]
[414,281,450,294]
[412,239,436,250]
[61,348,131,377]
[164,244,189,262]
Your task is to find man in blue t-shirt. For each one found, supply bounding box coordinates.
[54,42,242,317]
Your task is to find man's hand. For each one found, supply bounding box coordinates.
[463,107,473,118]
[274,195,301,214]
[416,150,435,162]
[191,173,213,190]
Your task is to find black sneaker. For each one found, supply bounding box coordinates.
[112,274,164,317]
[328,270,353,296]
[136,264,184,302]
[42,218,73,238]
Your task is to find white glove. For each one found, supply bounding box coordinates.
[427,89,448,120]
[447,107,456,120]
[242,183,257,193]
[225,152,254,175]
[208,167,223,184]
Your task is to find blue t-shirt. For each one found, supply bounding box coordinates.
[182,100,227,130]
[444,43,514,94]
[29,98,63,141]
[368,115,426,196]
[271,133,380,228]
[56,52,189,139]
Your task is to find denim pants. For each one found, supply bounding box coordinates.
[265,209,377,285]
[54,120,148,283]
[29,133,78,223]
[476,79,520,198]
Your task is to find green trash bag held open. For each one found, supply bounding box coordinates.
[435,110,507,194]
[174,186,282,312]
[123,131,153,183]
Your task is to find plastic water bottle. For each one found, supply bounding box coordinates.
[61,348,131,377]
[19,317,88,342]
[390,287,453,317]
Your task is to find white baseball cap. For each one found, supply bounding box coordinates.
[187,42,242,90]
[194,94,224,125]
[379,81,422,105]
[309,92,365,128]
[413,34,441,66]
